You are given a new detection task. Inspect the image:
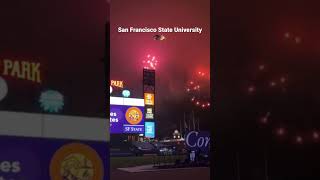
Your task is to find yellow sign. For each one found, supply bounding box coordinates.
[125,107,143,125]
[2,59,41,83]
[144,93,154,105]
[50,143,104,180]
[110,80,123,88]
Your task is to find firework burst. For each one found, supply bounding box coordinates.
[185,71,210,109]
[143,54,158,70]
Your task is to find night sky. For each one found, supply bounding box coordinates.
[110,0,210,135]
[110,0,210,99]
[213,0,320,136]
[213,0,320,178]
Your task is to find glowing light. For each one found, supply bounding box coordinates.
[296,136,303,144]
[261,112,271,123]
[111,80,124,88]
[110,86,113,94]
[284,32,290,38]
[248,86,255,93]
[259,65,265,70]
[276,128,285,136]
[270,81,276,87]
[295,36,301,44]
[207,103,210,106]
[143,55,158,70]
[313,131,319,139]
[280,77,286,83]
[122,89,131,98]
[185,70,210,110]
[260,117,268,124]
[39,90,64,113]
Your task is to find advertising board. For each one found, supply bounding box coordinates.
[110,105,144,134]
[0,136,109,180]
[185,131,210,153]
[145,122,155,138]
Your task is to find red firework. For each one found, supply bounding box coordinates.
[143,54,158,70]
[251,63,319,145]
[185,71,210,109]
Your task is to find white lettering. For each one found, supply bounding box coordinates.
[197,137,205,147]
[0,161,11,173]
[0,161,20,173]
[205,137,210,147]
[11,161,21,173]
[185,131,198,148]
[118,27,128,33]
[186,131,210,149]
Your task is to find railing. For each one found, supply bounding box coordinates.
[153,151,210,169]
[153,152,187,168]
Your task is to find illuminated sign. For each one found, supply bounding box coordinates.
[185,131,210,153]
[145,122,155,138]
[110,105,144,134]
[144,93,154,105]
[0,136,108,180]
[145,108,154,119]
[122,90,130,98]
[39,90,64,113]
[110,80,123,88]
[110,97,144,106]
[1,59,41,83]
[125,107,143,125]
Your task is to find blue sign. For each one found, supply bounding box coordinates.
[185,131,210,153]
[110,105,144,134]
[0,136,109,180]
[145,122,155,138]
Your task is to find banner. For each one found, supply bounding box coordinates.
[185,131,210,153]
[0,136,109,180]
[110,105,145,134]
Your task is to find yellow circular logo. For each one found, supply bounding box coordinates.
[125,107,143,125]
[50,143,104,180]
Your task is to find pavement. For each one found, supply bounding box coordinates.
[111,165,210,180]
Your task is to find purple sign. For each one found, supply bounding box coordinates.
[0,136,109,180]
[110,105,145,134]
[185,131,211,153]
